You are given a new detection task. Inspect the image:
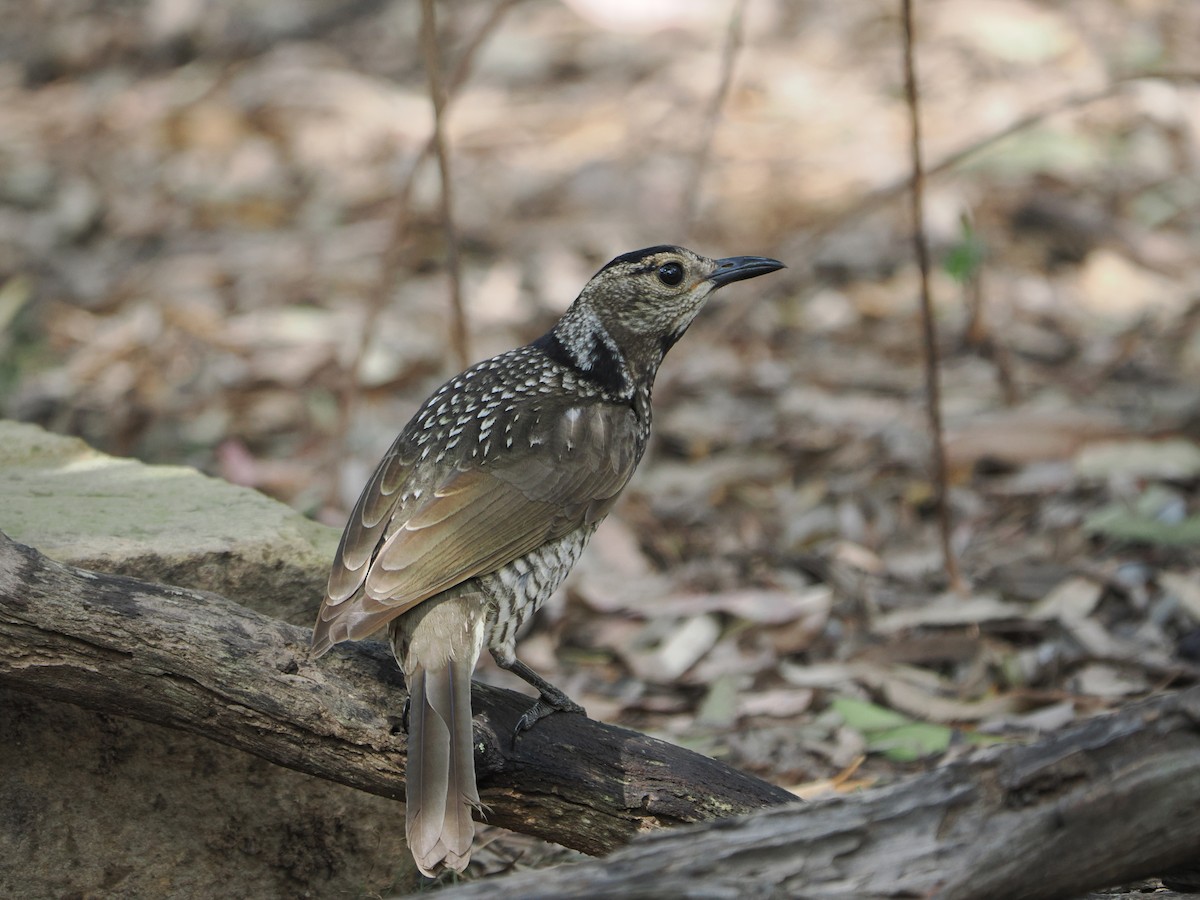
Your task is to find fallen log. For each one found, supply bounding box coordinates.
[0,529,794,857]
[429,686,1200,899]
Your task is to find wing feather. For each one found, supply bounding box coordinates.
[311,399,641,655]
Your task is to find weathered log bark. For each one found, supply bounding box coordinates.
[428,687,1200,900]
[0,530,795,856]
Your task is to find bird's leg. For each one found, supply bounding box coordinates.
[490,650,586,739]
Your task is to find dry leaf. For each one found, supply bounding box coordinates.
[873,592,1027,633]
[1160,572,1200,623]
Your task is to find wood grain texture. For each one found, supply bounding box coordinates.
[430,688,1200,899]
[0,530,795,856]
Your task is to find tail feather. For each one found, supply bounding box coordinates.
[405,657,480,876]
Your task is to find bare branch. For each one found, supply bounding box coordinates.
[328,0,523,510]
[900,0,962,591]
[683,0,749,236]
[420,0,469,371]
[811,69,1200,243]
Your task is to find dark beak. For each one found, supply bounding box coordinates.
[709,255,786,288]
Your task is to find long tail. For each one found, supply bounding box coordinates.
[405,655,480,876]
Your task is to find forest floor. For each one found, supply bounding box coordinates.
[1,0,1198,892]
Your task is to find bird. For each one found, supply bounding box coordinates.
[310,244,784,877]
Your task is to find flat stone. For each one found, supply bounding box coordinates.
[0,419,337,624]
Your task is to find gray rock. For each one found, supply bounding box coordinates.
[0,421,417,897]
[0,419,338,624]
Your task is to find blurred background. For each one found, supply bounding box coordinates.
[1,0,1199,870]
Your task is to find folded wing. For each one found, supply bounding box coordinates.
[311,399,640,655]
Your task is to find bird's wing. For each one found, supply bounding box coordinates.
[311,399,641,655]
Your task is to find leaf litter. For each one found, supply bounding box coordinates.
[1,0,1199,888]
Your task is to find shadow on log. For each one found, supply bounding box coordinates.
[0,530,795,857]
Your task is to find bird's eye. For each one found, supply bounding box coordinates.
[657,262,684,286]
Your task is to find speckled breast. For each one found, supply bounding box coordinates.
[478,524,599,661]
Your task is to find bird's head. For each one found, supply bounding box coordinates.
[551,245,784,391]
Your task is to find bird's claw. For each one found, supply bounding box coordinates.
[511,691,586,747]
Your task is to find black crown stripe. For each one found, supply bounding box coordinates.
[597,244,681,274]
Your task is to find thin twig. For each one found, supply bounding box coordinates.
[446,0,524,98]
[420,0,468,371]
[900,0,962,591]
[964,267,1021,408]
[812,69,1200,242]
[956,211,1019,405]
[326,0,521,512]
[683,0,749,237]
[356,0,521,376]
